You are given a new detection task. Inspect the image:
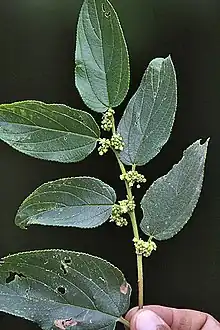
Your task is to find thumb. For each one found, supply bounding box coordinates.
[131,309,170,330]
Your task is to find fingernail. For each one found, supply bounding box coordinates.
[136,310,168,330]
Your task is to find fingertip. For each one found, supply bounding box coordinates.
[127,309,170,330]
[125,305,173,325]
[125,307,139,322]
[125,305,219,330]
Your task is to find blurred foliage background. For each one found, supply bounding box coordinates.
[0,0,219,328]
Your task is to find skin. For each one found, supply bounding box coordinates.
[126,305,220,330]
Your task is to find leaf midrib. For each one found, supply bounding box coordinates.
[133,63,173,163]
[0,109,99,139]
[25,185,114,204]
[0,122,98,141]
[1,102,99,136]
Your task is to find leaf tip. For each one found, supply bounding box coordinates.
[15,216,28,230]
[194,137,210,155]
[199,137,210,146]
[166,54,172,61]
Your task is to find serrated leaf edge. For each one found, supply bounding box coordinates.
[140,138,209,240]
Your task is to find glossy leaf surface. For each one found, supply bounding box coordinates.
[118,56,177,165]
[75,0,130,112]
[0,101,100,162]
[15,177,116,229]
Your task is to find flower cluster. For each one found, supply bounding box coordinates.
[120,170,146,188]
[133,238,157,257]
[110,204,128,227]
[110,196,135,227]
[119,197,135,213]
[98,138,111,155]
[98,133,124,156]
[101,108,115,131]
[110,133,124,151]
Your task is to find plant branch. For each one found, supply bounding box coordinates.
[111,114,144,309]
[115,152,144,308]
[111,109,116,134]
[119,317,130,328]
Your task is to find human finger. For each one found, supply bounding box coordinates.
[125,305,220,330]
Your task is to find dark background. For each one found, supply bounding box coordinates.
[0,0,220,328]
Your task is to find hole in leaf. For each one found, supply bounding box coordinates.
[6,272,25,283]
[57,286,66,294]
[63,256,72,265]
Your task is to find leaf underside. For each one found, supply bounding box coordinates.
[0,101,100,163]
[140,139,209,240]
[75,0,130,112]
[118,56,177,166]
[0,250,131,330]
[15,177,116,229]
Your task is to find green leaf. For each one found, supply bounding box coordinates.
[140,139,209,240]
[117,56,177,166]
[0,101,100,163]
[0,250,131,330]
[15,177,116,229]
[75,0,130,112]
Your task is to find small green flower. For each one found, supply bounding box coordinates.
[120,170,146,188]
[110,204,128,226]
[119,197,135,213]
[111,204,121,217]
[110,196,135,227]
[133,237,157,257]
[110,133,124,151]
[110,215,128,227]
[98,138,111,155]
[101,108,115,131]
